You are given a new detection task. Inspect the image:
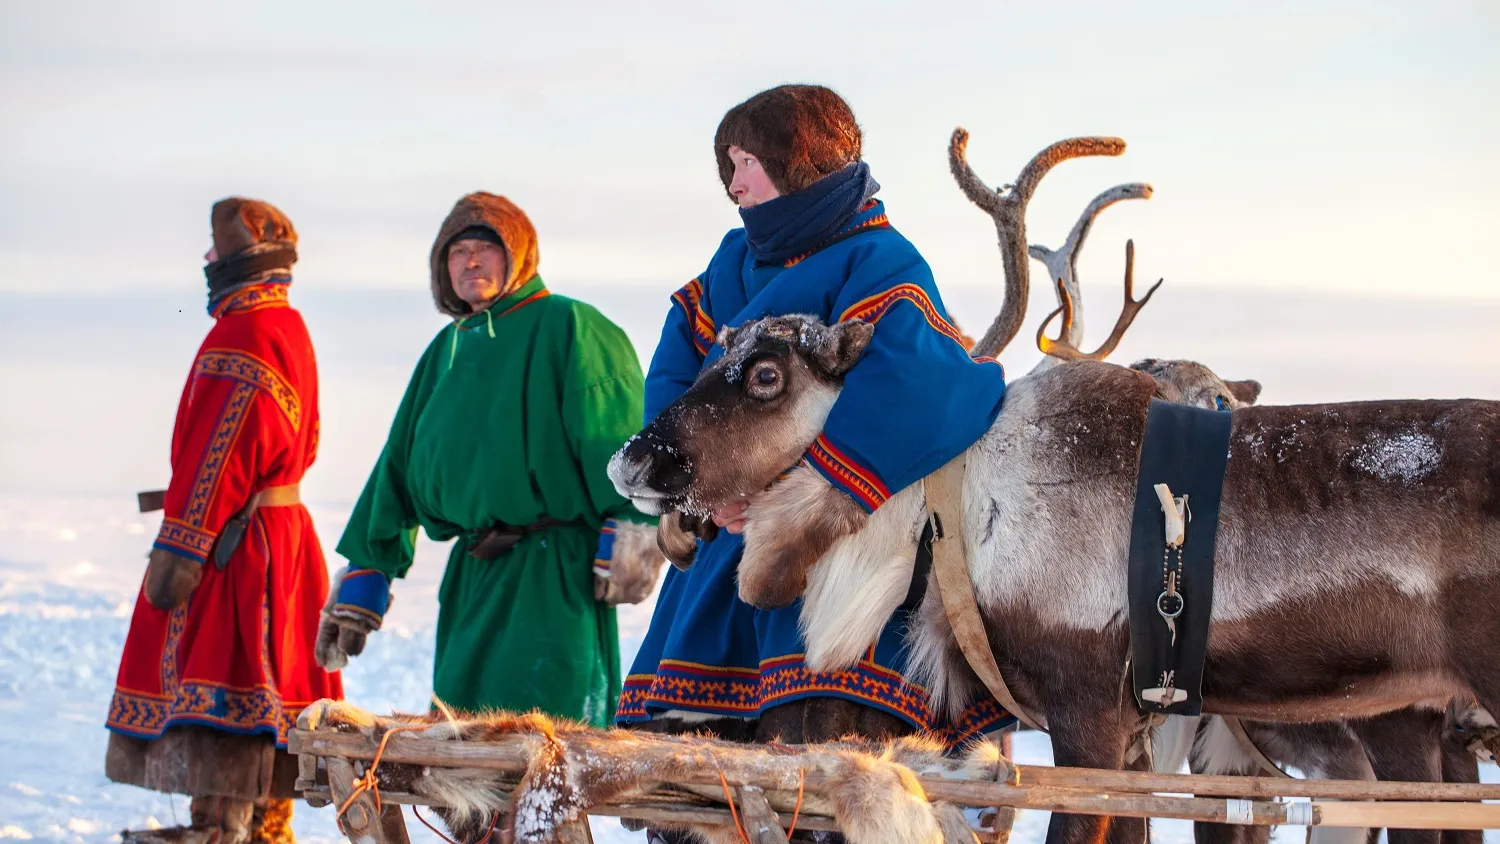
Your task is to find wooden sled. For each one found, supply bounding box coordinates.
[290,699,1500,844]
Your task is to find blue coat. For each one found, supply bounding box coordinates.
[619,200,1013,743]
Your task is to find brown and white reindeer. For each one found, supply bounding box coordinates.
[1018,181,1492,844]
[608,130,1500,844]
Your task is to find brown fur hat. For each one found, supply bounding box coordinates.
[210,197,297,259]
[429,192,540,318]
[714,84,863,200]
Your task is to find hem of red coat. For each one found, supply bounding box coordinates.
[106,717,291,750]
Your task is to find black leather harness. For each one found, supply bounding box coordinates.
[1128,399,1234,716]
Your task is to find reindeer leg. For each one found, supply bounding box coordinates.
[1439,725,1482,844]
[1347,709,1444,844]
[1045,701,1140,844]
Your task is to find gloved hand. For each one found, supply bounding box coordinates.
[315,566,392,671]
[593,519,668,606]
[144,547,203,610]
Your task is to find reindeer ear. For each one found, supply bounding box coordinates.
[1225,379,1262,406]
[810,319,875,377]
[716,325,739,350]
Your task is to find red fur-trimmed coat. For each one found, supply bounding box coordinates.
[107,282,342,797]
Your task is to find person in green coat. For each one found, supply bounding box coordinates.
[316,191,664,726]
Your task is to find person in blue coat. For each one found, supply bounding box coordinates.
[620,85,1014,779]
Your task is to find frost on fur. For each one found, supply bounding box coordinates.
[294,699,1010,844]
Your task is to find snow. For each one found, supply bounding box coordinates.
[1352,430,1443,485]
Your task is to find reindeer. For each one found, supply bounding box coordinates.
[1016,175,1491,844]
[609,131,1500,844]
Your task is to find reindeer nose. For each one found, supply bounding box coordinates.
[608,431,695,498]
[647,452,694,496]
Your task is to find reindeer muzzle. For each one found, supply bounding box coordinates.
[607,430,695,514]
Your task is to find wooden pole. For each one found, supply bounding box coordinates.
[1015,765,1500,802]
[737,786,792,844]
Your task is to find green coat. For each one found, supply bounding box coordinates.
[336,276,648,725]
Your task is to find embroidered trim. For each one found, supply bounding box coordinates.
[106,684,310,747]
[783,201,890,268]
[182,382,256,527]
[618,654,1013,745]
[333,567,391,625]
[839,283,968,349]
[594,520,617,576]
[194,350,302,433]
[212,282,290,318]
[671,279,715,357]
[807,435,890,511]
[154,518,216,563]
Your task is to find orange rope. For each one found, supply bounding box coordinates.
[786,767,806,839]
[716,768,751,844]
[412,805,502,844]
[334,724,426,833]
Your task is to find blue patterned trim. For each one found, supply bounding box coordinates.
[616,651,1016,747]
[106,684,305,748]
[153,519,215,565]
[333,567,391,627]
[593,519,619,577]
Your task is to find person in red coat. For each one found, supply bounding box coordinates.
[105,198,342,844]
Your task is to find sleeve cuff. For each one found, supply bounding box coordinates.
[804,434,891,514]
[334,566,392,627]
[153,518,216,565]
[593,519,619,578]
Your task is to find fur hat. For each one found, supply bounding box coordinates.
[714,84,863,200]
[430,192,540,318]
[210,197,297,260]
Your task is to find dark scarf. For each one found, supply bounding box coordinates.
[739,161,880,265]
[205,241,297,313]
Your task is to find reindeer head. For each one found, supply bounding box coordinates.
[1130,359,1262,410]
[608,315,875,525]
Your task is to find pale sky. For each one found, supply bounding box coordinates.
[2,0,1497,300]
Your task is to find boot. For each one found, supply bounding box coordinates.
[250,798,295,844]
[190,795,256,844]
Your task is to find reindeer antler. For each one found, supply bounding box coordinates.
[949,130,1127,358]
[1029,183,1153,357]
[1036,240,1162,362]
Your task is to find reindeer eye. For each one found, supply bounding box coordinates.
[745,361,785,399]
[1215,395,1229,411]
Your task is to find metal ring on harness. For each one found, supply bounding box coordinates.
[1156,590,1184,619]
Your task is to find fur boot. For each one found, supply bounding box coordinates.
[250,798,294,844]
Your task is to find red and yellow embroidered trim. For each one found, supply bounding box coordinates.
[182,381,256,527]
[839,283,968,348]
[212,282,290,318]
[155,518,217,562]
[195,350,302,433]
[671,278,715,357]
[807,434,890,511]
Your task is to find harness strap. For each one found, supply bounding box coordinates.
[1222,716,1292,779]
[927,454,1048,733]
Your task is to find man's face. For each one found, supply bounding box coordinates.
[447,237,509,310]
[727,145,781,208]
